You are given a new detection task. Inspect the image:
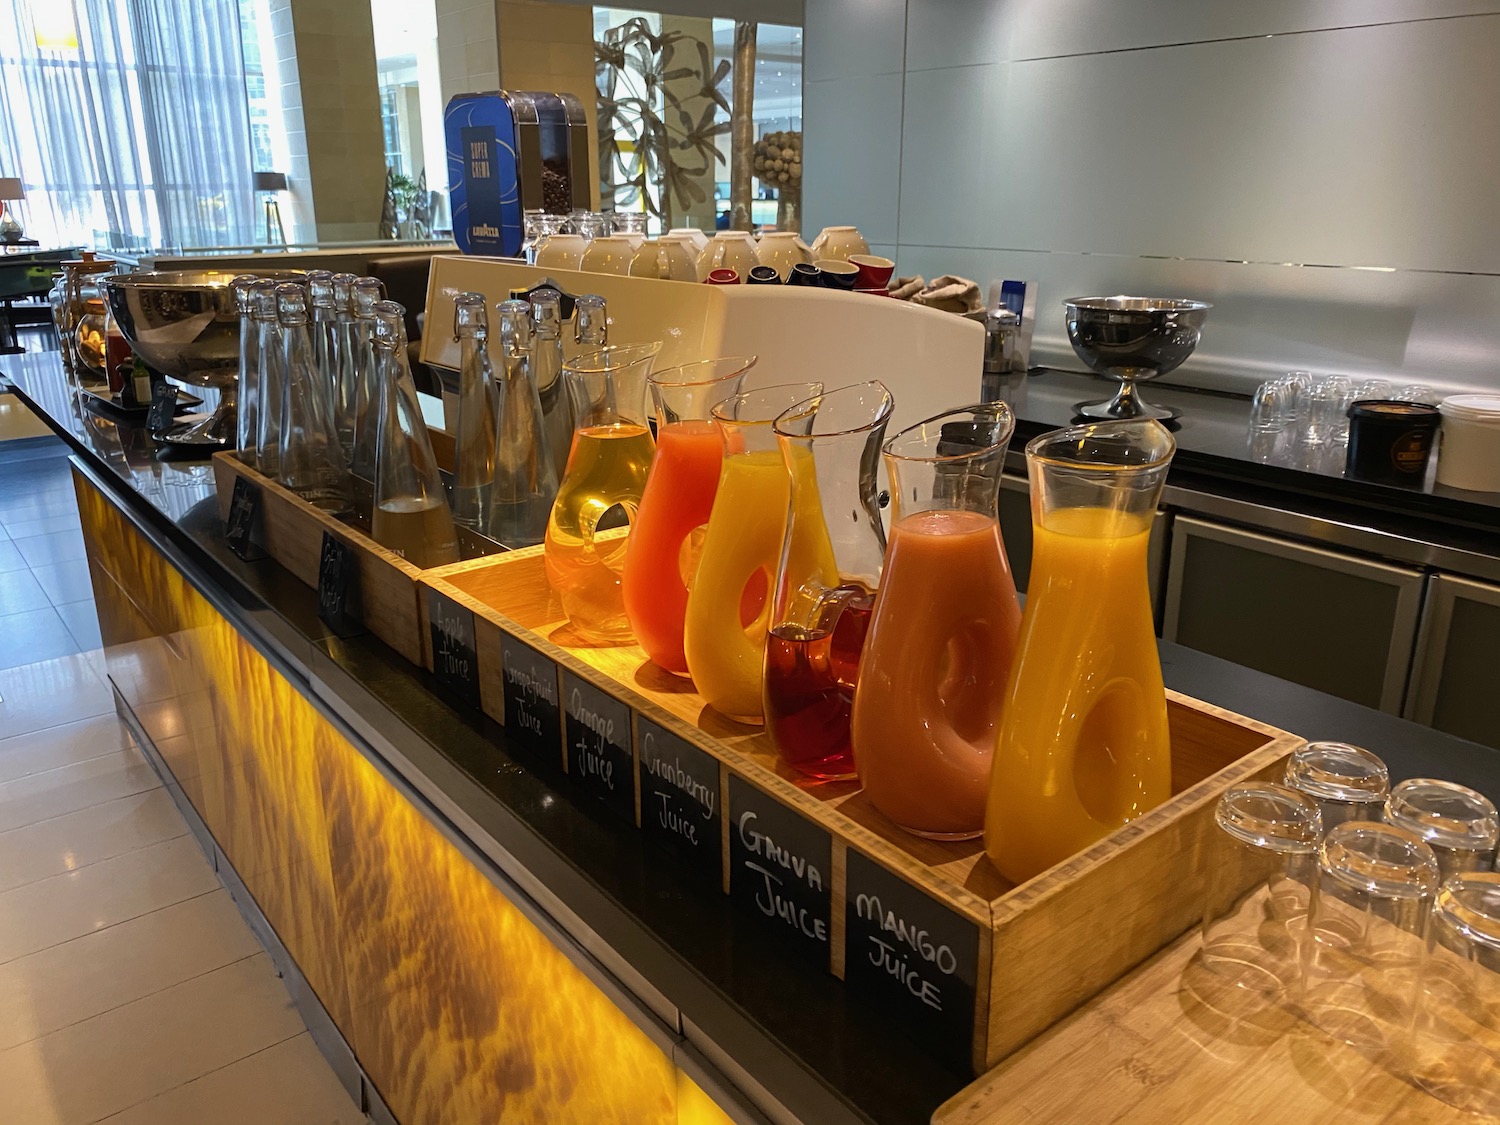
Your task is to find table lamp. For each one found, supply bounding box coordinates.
[253,171,287,245]
[0,178,25,243]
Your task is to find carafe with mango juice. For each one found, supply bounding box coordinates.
[852,404,1022,837]
[984,419,1176,885]
[623,357,756,675]
[543,342,662,642]
[683,382,824,723]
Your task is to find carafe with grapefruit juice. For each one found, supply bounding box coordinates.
[543,342,662,642]
[683,382,823,723]
[852,404,1022,837]
[984,419,1176,885]
[765,382,894,779]
[623,357,757,676]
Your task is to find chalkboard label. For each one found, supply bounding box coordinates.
[146,380,178,433]
[224,476,266,561]
[728,776,832,965]
[426,589,479,708]
[563,673,634,821]
[638,716,721,877]
[501,634,561,766]
[317,531,364,635]
[844,851,980,1070]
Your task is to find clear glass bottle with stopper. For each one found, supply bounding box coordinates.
[348,276,385,479]
[252,280,284,477]
[231,275,260,465]
[370,299,459,568]
[488,299,557,547]
[451,292,498,532]
[530,289,573,481]
[275,283,353,515]
[329,273,359,464]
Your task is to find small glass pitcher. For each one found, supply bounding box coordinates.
[852,403,1022,836]
[985,419,1175,885]
[623,356,756,676]
[683,382,823,723]
[543,342,662,642]
[764,381,894,777]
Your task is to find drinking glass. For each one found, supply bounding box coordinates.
[1394,384,1442,406]
[1249,377,1295,433]
[1385,779,1500,880]
[852,404,1022,837]
[1304,376,1351,444]
[682,382,822,723]
[1351,379,1393,404]
[623,357,756,676]
[764,382,894,775]
[1284,741,1388,831]
[1200,783,1322,994]
[1300,821,1440,1050]
[1281,370,1314,424]
[543,342,662,642]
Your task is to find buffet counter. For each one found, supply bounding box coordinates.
[6,327,1499,1125]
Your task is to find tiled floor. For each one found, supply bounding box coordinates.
[0,439,364,1124]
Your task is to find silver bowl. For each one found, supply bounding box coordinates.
[1063,295,1211,421]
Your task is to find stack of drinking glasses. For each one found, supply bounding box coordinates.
[1201,738,1500,1114]
[1248,370,1441,472]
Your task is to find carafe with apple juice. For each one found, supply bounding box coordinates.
[984,419,1175,885]
[624,356,757,676]
[852,403,1023,837]
[682,382,824,723]
[543,342,662,642]
[765,381,894,779]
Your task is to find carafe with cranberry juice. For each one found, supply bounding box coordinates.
[624,357,756,675]
[766,382,894,779]
[682,382,823,723]
[543,342,661,642]
[852,405,1022,837]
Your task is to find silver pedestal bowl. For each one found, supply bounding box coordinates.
[101,269,304,446]
[1063,296,1211,421]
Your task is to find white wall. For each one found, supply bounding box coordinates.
[803,1,1500,395]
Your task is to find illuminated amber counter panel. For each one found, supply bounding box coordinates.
[74,467,733,1125]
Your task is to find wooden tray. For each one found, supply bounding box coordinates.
[419,546,1305,1075]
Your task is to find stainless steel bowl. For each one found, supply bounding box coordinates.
[100,269,304,387]
[1063,295,1211,421]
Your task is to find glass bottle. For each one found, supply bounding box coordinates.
[305,270,338,389]
[683,381,823,724]
[370,300,460,567]
[252,280,285,477]
[451,292,498,532]
[232,274,261,463]
[984,419,1176,885]
[568,293,608,359]
[531,289,574,481]
[489,299,557,547]
[275,283,353,515]
[623,357,756,676]
[543,342,662,642]
[852,404,1022,837]
[349,276,386,479]
[764,381,894,775]
[330,273,360,462]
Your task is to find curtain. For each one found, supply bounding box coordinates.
[0,0,256,251]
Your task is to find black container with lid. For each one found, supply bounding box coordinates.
[1345,400,1441,487]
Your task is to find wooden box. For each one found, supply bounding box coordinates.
[419,546,1304,1076]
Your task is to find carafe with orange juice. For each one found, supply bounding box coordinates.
[543,342,661,642]
[852,404,1022,837]
[765,382,894,779]
[623,357,756,675]
[984,419,1176,884]
[683,382,823,723]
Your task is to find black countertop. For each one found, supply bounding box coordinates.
[8,328,1500,1125]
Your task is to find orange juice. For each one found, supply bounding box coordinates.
[543,423,656,641]
[984,506,1171,883]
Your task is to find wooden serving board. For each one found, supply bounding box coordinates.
[419,546,1307,1075]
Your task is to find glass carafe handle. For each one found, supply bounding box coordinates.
[578,493,635,555]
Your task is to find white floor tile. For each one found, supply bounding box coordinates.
[0,835,217,964]
[0,653,114,740]
[0,744,160,833]
[0,788,187,894]
[0,713,132,784]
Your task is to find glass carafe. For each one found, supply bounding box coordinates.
[765,382,894,777]
[370,300,459,568]
[683,382,823,724]
[232,275,260,463]
[330,273,360,462]
[349,276,386,479]
[252,280,283,476]
[984,419,1176,885]
[543,342,662,641]
[276,283,353,515]
[531,289,574,481]
[488,299,557,547]
[624,357,756,676]
[852,404,1022,838]
[451,292,499,532]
